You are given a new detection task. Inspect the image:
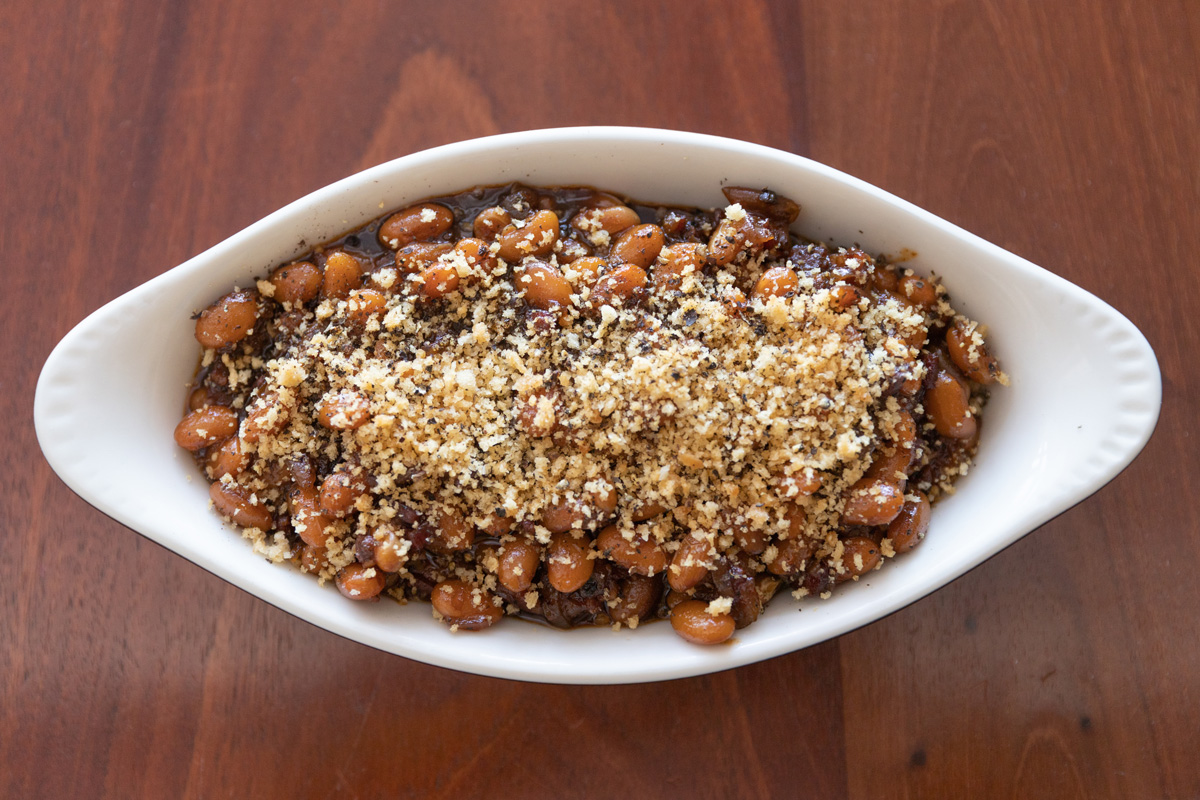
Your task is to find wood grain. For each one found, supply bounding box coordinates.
[4,0,1197,797]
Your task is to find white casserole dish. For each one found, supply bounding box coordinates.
[34,127,1161,684]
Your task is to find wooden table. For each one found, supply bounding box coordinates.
[6,1,1197,796]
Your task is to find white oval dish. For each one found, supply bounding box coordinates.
[34,127,1161,684]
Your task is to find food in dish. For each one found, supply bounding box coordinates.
[174,183,1005,644]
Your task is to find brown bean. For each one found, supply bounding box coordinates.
[872,266,901,292]
[241,392,290,444]
[316,389,371,430]
[372,525,409,573]
[670,599,735,645]
[837,536,882,582]
[431,508,474,552]
[394,241,452,274]
[668,535,712,592]
[319,471,367,517]
[299,544,329,574]
[888,492,931,554]
[898,273,938,308]
[194,291,261,349]
[187,386,215,411]
[472,206,512,241]
[707,218,743,267]
[347,288,387,324]
[206,435,249,480]
[515,388,560,438]
[863,446,912,487]
[721,187,800,223]
[779,469,820,499]
[571,204,639,235]
[752,265,799,301]
[768,534,813,576]
[927,364,977,439]
[653,243,703,293]
[841,479,905,526]
[174,406,238,451]
[290,485,332,547]
[497,210,559,261]
[947,318,1001,385]
[336,563,386,600]
[210,481,274,530]
[547,531,594,593]
[610,573,660,624]
[566,255,605,289]
[379,203,454,248]
[321,250,363,299]
[454,237,497,278]
[420,263,460,299]
[831,283,861,311]
[611,224,665,268]
[541,496,584,533]
[722,509,767,555]
[596,525,667,576]
[589,263,647,308]
[498,539,541,594]
[269,261,322,306]
[557,238,590,264]
[480,512,515,537]
[516,260,573,310]
[631,501,668,522]
[431,580,503,629]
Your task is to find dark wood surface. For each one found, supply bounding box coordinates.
[5,1,1197,797]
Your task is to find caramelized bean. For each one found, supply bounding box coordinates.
[547,532,594,593]
[927,364,977,439]
[321,250,363,300]
[269,261,322,306]
[515,388,560,438]
[768,534,812,576]
[752,265,799,301]
[542,496,585,533]
[654,243,702,293]
[394,242,453,274]
[174,406,238,451]
[610,573,660,624]
[300,544,329,574]
[612,224,664,268]
[432,508,474,552]
[319,471,367,517]
[566,255,605,289]
[721,187,800,223]
[707,218,743,266]
[516,260,573,310]
[372,525,409,573]
[779,469,820,499]
[631,501,668,522]
[888,492,931,554]
[898,274,938,309]
[241,392,290,444]
[572,204,639,235]
[841,479,905,526]
[336,563,386,600]
[207,435,249,480]
[597,525,667,576]
[347,289,387,324]
[668,535,712,592]
[420,263,460,298]
[480,512,515,537]
[379,203,454,248]
[670,599,735,645]
[590,263,647,308]
[837,536,882,582]
[498,539,541,594]
[497,210,559,261]
[947,318,1001,385]
[290,485,332,547]
[194,291,261,349]
[316,389,371,430]
[454,237,497,278]
[187,386,215,411]
[472,206,511,241]
[831,283,861,311]
[431,580,503,629]
[210,481,274,530]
